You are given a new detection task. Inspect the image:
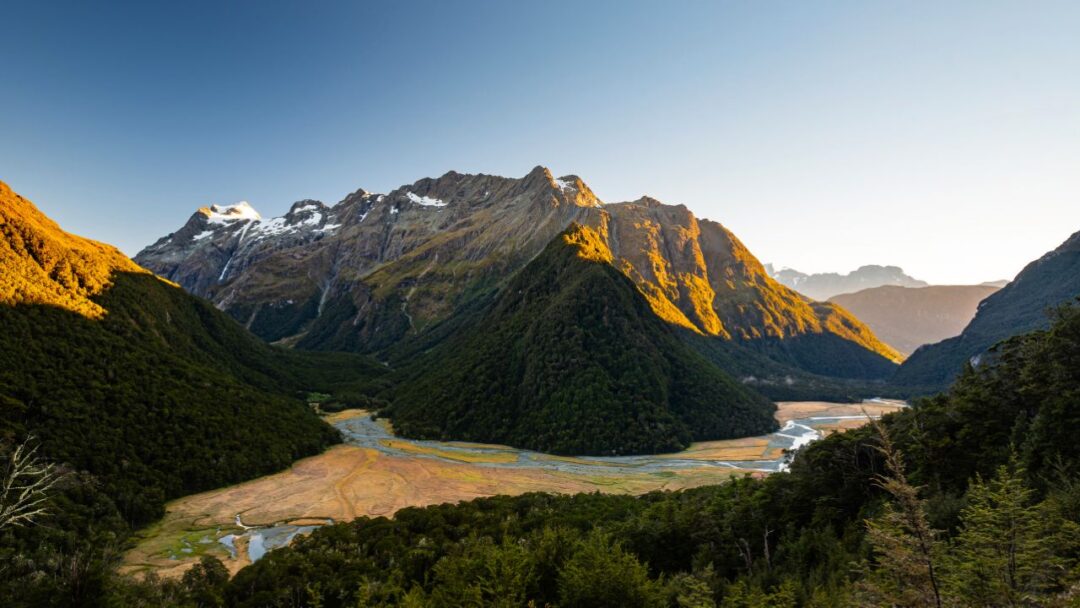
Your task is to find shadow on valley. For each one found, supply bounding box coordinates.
[0,271,387,605]
[101,300,1080,608]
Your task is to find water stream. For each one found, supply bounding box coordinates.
[218,400,903,563]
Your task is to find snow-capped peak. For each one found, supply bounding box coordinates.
[205,202,262,224]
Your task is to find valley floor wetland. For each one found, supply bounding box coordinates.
[122,400,905,578]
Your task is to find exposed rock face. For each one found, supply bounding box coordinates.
[829,285,1001,355]
[767,264,928,300]
[136,166,900,370]
[894,229,1080,390]
[595,198,898,362]
[137,166,600,346]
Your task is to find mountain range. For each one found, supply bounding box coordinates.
[6,172,1080,605]
[893,228,1080,391]
[0,180,383,524]
[765,263,928,300]
[136,166,901,391]
[829,284,1002,356]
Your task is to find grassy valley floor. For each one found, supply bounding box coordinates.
[121,401,905,579]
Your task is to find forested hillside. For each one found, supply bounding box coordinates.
[383,224,777,455]
[0,183,385,605]
[108,300,1080,607]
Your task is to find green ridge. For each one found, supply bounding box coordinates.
[383,225,778,455]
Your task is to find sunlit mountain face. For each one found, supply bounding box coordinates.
[0,180,151,319]
[136,166,900,377]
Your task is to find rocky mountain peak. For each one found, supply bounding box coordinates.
[555,175,602,208]
[632,195,665,208]
[288,199,327,213]
[522,164,554,186]
[282,200,331,227]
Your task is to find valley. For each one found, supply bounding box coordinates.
[6,6,1080,604]
[121,400,905,579]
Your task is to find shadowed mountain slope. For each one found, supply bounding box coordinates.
[893,229,1080,391]
[0,181,382,525]
[383,224,778,455]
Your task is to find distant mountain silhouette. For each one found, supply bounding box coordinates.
[765,263,927,300]
[829,284,1000,355]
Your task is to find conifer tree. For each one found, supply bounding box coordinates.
[947,457,1071,605]
[857,419,944,607]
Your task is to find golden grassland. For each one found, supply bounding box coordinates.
[774,400,904,423]
[122,402,901,579]
[121,444,738,579]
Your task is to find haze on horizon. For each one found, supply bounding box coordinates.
[2,1,1078,285]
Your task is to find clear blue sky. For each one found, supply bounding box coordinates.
[3,1,1079,284]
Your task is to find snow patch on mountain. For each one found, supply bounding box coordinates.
[252,216,289,237]
[292,203,321,215]
[405,192,447,207]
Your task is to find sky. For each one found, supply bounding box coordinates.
[2,1,1079,285]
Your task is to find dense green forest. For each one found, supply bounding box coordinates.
[382,225,777,455]
[0,272,386,605]
[679,331,903,403]
[74,300,1080,607]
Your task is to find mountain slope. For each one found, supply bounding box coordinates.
[0,181,149,317]
[829,284,1001,355]
[892,229,1080,390]
[767,264,928,300]
[136,167,601,350]
[136,167,900,382]
[0,181,382,525]
[384,224,778,455]
[595,198,901,378]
